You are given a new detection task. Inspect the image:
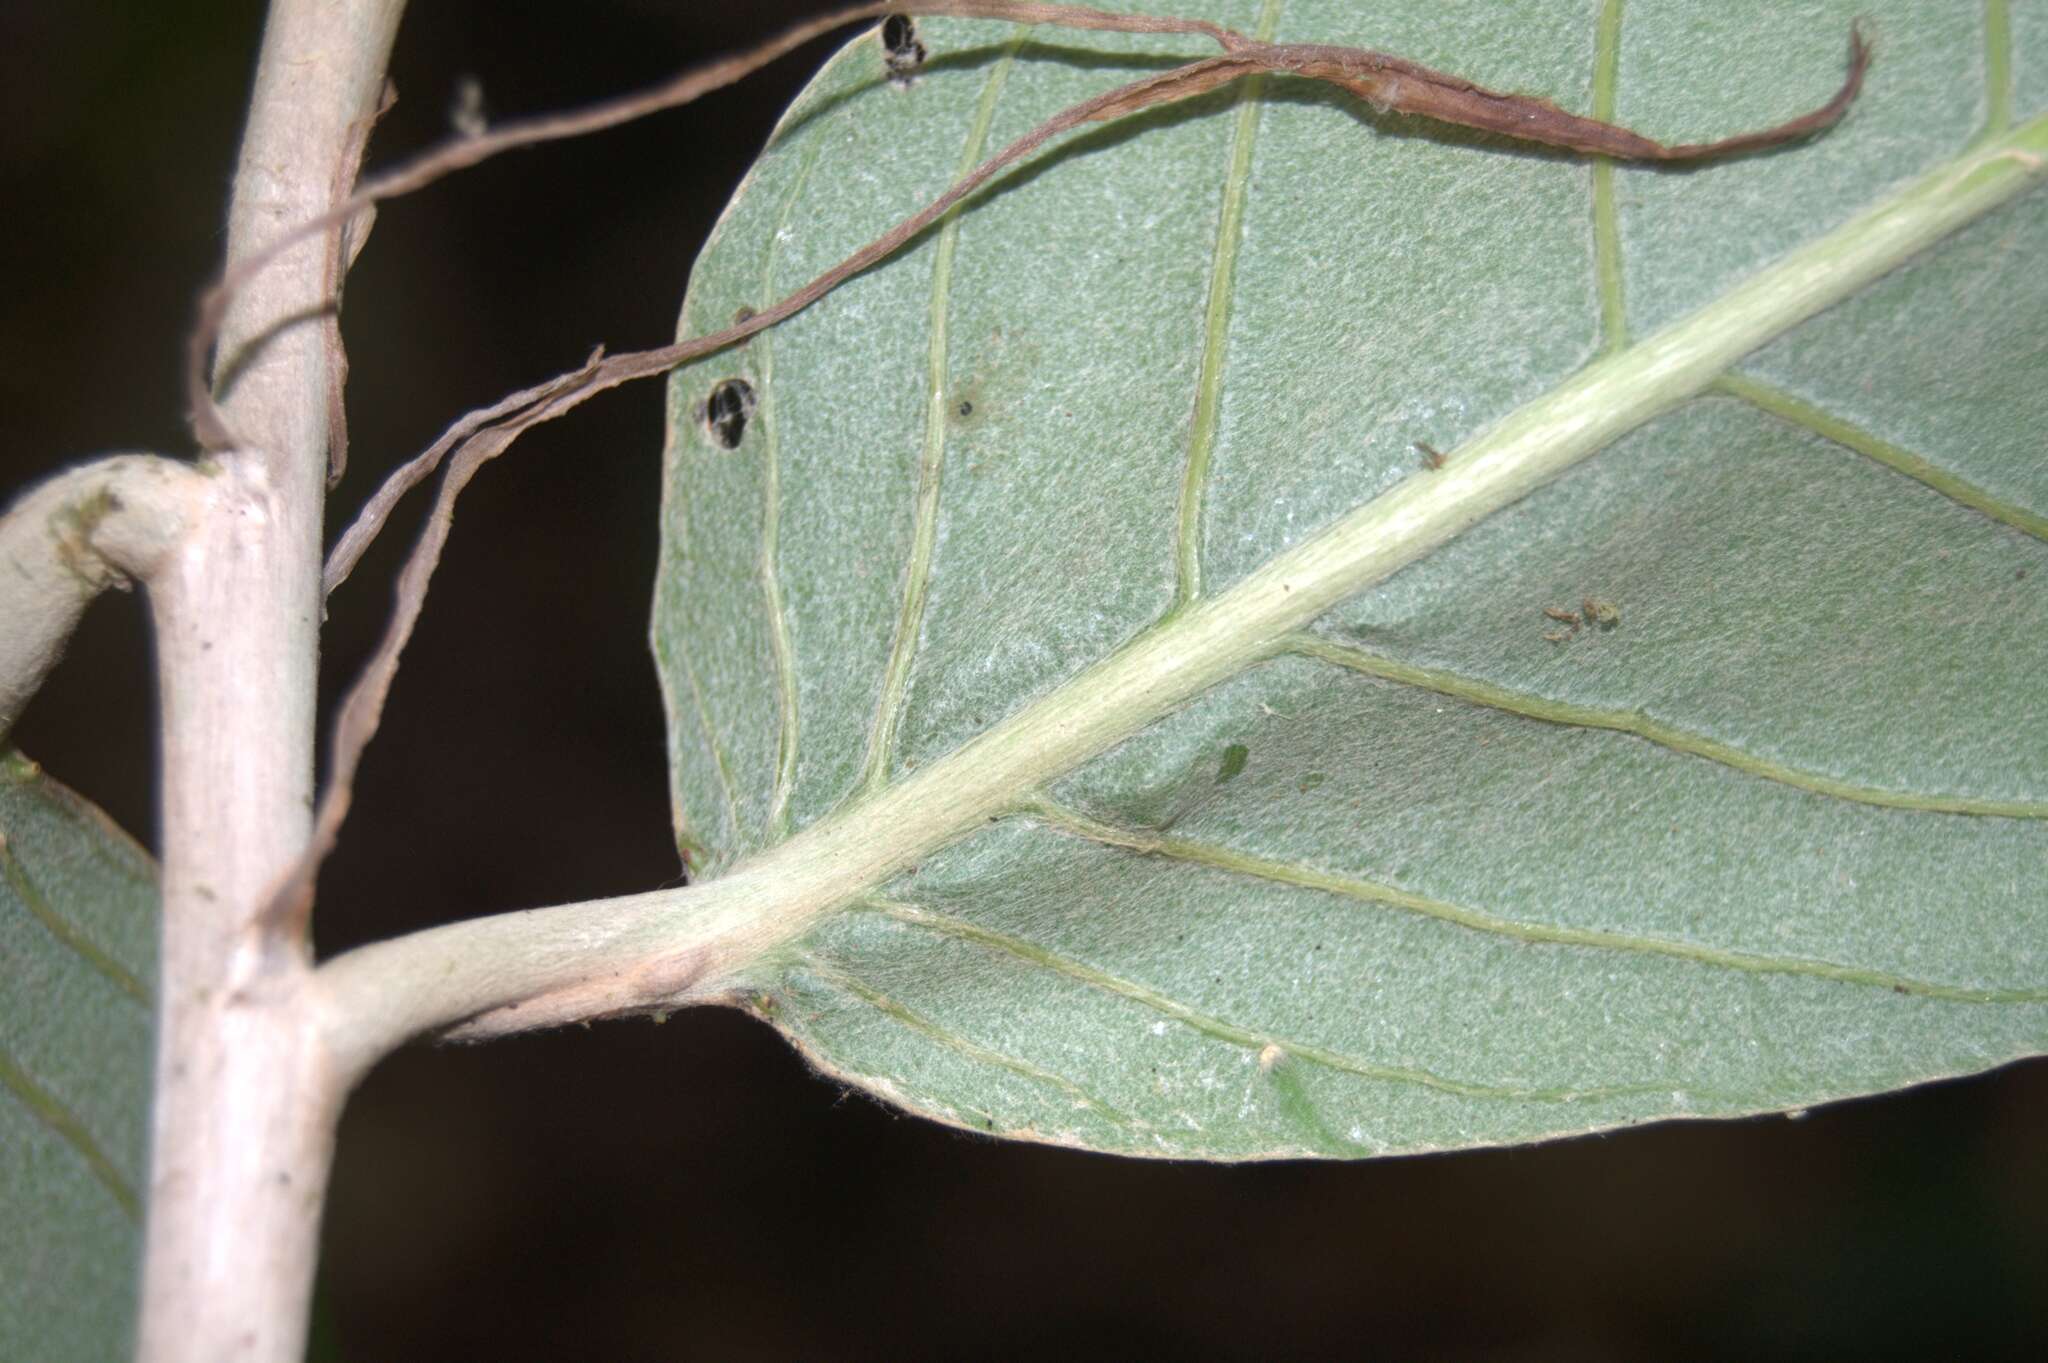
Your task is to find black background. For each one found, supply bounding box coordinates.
[4,3,2043,1358]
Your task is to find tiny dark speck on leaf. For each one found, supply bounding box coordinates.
[704,378,755,450]
[1216,743,1249,785]
[957,400,973,417]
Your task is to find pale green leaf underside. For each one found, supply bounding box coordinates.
[657,0,2047,1157]
[0,751,154,1354]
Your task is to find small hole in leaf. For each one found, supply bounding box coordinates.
[704,378,755,450]
[882,15,927,84]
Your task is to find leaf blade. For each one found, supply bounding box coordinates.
[658,0,2048,1157]
[0,750,156,1358]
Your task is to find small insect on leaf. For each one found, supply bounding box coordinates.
[1582,597,1622,630]
[1543,606,1581,626]
[1415,441,1447,470]
[701,378,756,450]
[882,15,927,85]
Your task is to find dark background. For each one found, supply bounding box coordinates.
[4,3,2043,1359]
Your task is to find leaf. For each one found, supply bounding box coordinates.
[0,750,155,1353]
[655,0,2048,1157]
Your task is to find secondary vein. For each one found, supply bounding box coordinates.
[0,829,150,1006]
[859,32,1029,794]
[866,896,1699,1104]
[1291,634,2048,818]
[1980,0,2013,141]
[1590,0,1629,352]
[1025,796,2048,1002]
[757,137,829,837]
[0,1042,138,1220]
[1173,0,1286,607]
[798,952,1133,1125]
[1717,372,2048,544]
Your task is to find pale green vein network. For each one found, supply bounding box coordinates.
[796,952,1131,1126]
[862,897,1723,1105]
[754,137,828,837]
[1716,373,2048,543]
[1288,634,2048,817]
[1591,0,1628,352]
[1023,797,2048,1003]
[0,1043,137,1220]
[0,832,149,1007]
[860,34,1028,794]
[1174,0,1287,607]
